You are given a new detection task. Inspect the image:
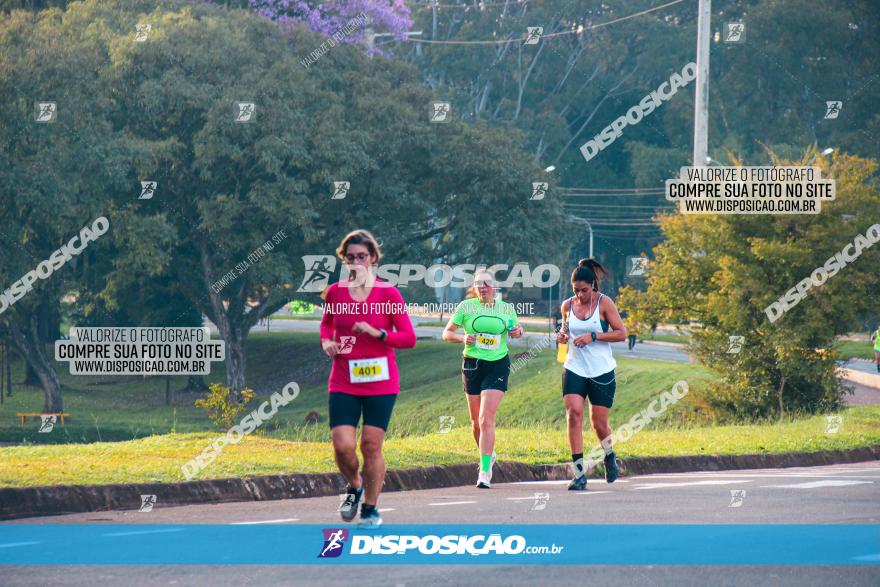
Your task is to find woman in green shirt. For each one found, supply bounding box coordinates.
[442,270,523,488]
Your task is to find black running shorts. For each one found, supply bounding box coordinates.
[328,391,397,431]
[462,355,510,395]
[562,369,616,408]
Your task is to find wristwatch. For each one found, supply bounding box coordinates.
[379,328,388,341]
[590,331,597,342]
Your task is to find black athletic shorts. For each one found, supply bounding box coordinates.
[562,369,616,408]
[462,355,510,395]
[328,391,397,431]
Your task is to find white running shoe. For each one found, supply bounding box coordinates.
[477,470,491,489]
[488,452,497,481]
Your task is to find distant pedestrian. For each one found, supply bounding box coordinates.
[871,325,880,373]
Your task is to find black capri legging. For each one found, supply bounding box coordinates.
[328,391,397,431]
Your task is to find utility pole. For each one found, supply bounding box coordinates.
[586,220,594,258]
[693,0,711,166]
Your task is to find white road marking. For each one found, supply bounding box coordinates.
[852,553,880,562]
[632,480,752,490]
[378,508,395,513]
[428,501,478,507]
[575,491,612,496]
[506,497,540,501]
[103,529,184,537]
[230,518,301,525]
[760,480,874,489]
[0,541,40,548]
[629,472,880,480]
[510,480,571,485]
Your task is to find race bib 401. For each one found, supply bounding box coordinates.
[349,357,390,383]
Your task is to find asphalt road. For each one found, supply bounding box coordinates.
[232,318,880,385]
[4,462,878,586]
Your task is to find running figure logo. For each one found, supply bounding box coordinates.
[134,23,151,42]
[524,27,543,45]
[724,22,746,43]
[430,102,451,123]
[297,255,338,292]
[139,494,157,512]
[332,181,350,200]
[139,181,157,200]
[318,528,349,558]
[825,415,843,434]
[338,336,356,355]
[438,415,455,434]
[727,335,744,354]
[531,492,550,511]
[530,182,548,201]
[629,257,649,276]
[824,101,842,119]
[35,102,57,123]
[38,415,56,433]
[728,489,746,508]
[235,102,255,122]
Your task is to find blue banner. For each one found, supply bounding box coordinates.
[0,524,877,565]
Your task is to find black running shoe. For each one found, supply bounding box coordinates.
[339,485,363,522]
[604,452,619,483]
[567,475,587,491]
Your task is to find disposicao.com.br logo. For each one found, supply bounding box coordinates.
[319,529,563,559]
[297,256,560,293]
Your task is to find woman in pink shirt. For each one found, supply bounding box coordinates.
[319,229,416,528]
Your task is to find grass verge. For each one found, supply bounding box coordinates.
[1,406,877,488]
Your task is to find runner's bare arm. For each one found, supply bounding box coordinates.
[597,297,627,343]
[557,299,570,343]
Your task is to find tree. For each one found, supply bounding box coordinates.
[619,149,880,420]
[37,0,573,400]
[0,4,132,411]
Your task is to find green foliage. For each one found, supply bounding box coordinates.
[620,150,880,421]
[194,383,255,429]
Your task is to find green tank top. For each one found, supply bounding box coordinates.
[452,299,519,361]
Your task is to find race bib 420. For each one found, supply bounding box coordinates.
[475,333,500,350]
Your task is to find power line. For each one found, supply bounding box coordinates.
[415,0,529,9]
[405,0,689,45]
[562,203,673,209]
[562,194,666,202]
[560,187,665,193]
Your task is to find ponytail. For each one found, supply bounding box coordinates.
[571,258,607,291]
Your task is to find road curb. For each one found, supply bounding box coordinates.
[2,445,878,521]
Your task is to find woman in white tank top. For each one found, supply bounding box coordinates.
[556,258,627,490]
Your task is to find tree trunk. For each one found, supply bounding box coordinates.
[9,314,62,412]
[197,239,248,402]
[225,328,247,401]
[23,362,40,386]
[776,374,786,421]
[183,375,209,392]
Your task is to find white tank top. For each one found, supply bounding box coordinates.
[563,294,617,378]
